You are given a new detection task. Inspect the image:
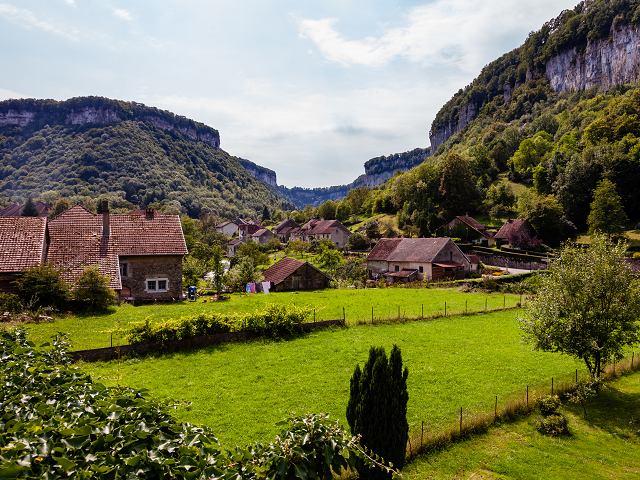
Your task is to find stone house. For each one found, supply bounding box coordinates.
[227,238,243,257]
[366,237,471,282]
[273,218,301,243]
[0,217,48,295]
[261,257,331,291]
[215,220,240,236]
[47,202,188,302]
[249,227,276,244]
[435,214,495,246]
[495,218,535,247]
[293,219,352,248]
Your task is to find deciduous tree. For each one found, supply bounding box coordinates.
[519,235,640,378]
[587,178,628,238]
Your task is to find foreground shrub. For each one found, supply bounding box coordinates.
[535,394,568,437]
[0,329,393,480]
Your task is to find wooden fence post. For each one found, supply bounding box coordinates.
[343,307,345,322]
[465,300,467,314]
[371,307,373,324]
[445,302,447,316]
[459,407,463,436]
[494,395,497,421]
[485,298,487,311]
[503,296,505,308]
[526,385,529,407]
[421,421,424,449]
[551,377,554,395]
[421,304,423,319]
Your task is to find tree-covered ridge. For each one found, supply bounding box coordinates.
[431,0,640,135]
[0,96,219,144]
[364,147,431,176]
[0,118,293,218]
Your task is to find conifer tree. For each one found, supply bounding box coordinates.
[21,196,39,217]
[346,345,409,480]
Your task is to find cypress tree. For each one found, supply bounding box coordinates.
[347,345,409,480]
[21,196,39,217]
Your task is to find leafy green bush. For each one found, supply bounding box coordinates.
[72,266,116,311]
[536,413,569,436]
[125,304,312,344]
[536,394,561,416]
[13,263,69,311]
[0,293,23,313]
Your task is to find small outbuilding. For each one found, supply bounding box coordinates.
[261,256,331,291]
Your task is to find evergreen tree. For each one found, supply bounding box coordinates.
[262,205,270,222]
[21,196,39,217]
[346,345,409,480]
[587,179,628,238]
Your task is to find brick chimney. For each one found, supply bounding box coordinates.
[102,200,110,236]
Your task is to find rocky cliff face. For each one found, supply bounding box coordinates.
[546,24,640,93]
[429,23,640,152]
[237,158,278,188]
[429,103,476,152]
[0,104,221,149]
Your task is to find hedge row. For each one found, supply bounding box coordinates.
[125,303,313,345]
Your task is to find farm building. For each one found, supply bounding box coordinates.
[435,214,495,246]
[495,218,535,247]
[261,256,331,291]
[366,237,471,282]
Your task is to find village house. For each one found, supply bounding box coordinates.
[261,256,331,291]
[435,214,495,246]
[272,218,301,243]
[495,218,535,247]
[248,227,275,244]
[238,221,263,242]
[366,237,472,283]
[291,219,352,248]
[0,216,48,295]
[1,201,188,303]
[227,238,243,257]
[215,220,240,236]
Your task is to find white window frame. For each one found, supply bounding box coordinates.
[146,278,169,293]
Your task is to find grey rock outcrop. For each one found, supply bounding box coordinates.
[546,23,640,93]
[429,103,476,152]
[0,110,36,127]
[237,158,278,188]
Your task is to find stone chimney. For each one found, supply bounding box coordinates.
[102,200,110,236]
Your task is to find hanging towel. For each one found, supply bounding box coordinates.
[262,281,270,294]
[250,283,256,294]
[256,283,262,293]
[246,284,251,293]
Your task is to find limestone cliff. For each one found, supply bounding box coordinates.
[0,97,220,149]
[546,23,640,93]
[237,158,278,189]
[429,21,640,152]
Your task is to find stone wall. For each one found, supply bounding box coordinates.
[120,255,183,301]
[470,251,548,271]
[69,319,345,363]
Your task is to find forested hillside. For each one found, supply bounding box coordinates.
[0,97,293,218]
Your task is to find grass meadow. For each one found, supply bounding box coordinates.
[80,309,589,450]
[404,371,640,479]
[24,288,521,350]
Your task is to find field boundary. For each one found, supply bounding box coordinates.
[70,319,344,363]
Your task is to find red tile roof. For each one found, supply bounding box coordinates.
[274,218,301,233]
[495,218,531,239]
[0,201,51,217]
[466,254,480,264]
[304,219,351,236]
[261,257,306,285]
[0,217,47,272]
[385,269,418,278]
[455,215,486,231]
[46,205,187,288]
[368,237,452,263]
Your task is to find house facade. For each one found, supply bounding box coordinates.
[295,219,352,247]
[262,257,331,291]
[273,218,301,242]
[366,237,471,282]
[495,218,535,246]
[215,220,239,236]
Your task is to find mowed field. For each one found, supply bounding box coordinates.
[24,287,521,350]
[81,309,588,450]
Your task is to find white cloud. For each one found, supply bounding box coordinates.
[0,86,29,101]
[297,0,577,73]
[63,0,74,5]
[114,8,132,21]
[0,3,79,41]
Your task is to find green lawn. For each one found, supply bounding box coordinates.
[24,288,521,350]
[81,309,586,450]
[404,372,640,479]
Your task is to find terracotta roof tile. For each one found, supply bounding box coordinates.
[274,218,300,233]
[262,257,306,285]
[0,217,47,272]
[466,254,480,264]
[367,238,452,263]
[495,218,530,239]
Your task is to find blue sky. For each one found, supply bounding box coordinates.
[0,0,578,188]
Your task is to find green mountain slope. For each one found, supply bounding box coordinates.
[0,97,293,218]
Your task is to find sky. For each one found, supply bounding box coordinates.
[0,0,579,188]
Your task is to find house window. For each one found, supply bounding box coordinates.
[419,266,424,273]
[120,262,128,278]
[146,278,168,292]
[394,265,400,272]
